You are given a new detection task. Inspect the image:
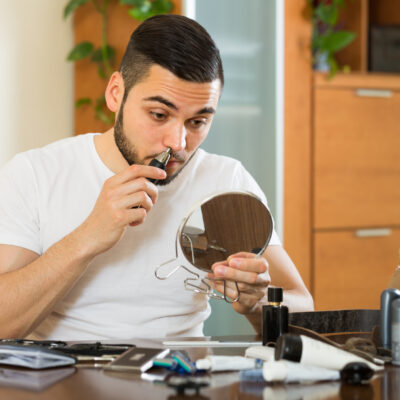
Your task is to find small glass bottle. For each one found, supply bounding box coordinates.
[262,287,289,346]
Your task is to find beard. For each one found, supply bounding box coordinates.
[113,100,195,186]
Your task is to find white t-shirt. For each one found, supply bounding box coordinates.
[0,133,280,340]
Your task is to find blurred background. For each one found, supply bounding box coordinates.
[1,0,399,336]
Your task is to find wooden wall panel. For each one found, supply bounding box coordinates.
[284,2,313,289]
[369,0,400,25]
[74,0,182,135]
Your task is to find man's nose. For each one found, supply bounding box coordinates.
[163,123,187,152]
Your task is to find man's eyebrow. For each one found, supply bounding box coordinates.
[144,96,177,110]
[144,96,216,115]
[196,107,216,115]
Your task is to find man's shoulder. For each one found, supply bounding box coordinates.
[22,133,98,166]
[29,133,97,155]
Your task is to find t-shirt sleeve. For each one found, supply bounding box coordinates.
[231,162,281,246]
[0,153,41,254]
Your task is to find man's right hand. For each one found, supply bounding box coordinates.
[76,164,166,257]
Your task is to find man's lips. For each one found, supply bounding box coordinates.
[167,159,183,167]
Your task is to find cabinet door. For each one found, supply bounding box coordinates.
[313,87,400,229]
[313,229,400,310]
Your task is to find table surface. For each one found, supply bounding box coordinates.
[0,335,398,400]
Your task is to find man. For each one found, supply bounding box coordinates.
[0,15,313,340]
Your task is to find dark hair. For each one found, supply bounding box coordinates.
[119,14,224,96]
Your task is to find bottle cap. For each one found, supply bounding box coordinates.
[195,358,211,370]
[340,362,374,384]
[275,334,302,362]
[268,287,283,303]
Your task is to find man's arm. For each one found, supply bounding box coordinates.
[210,245,314,334]
[244,245,314,333]
[0,237,93,338]
[0,164,166,338]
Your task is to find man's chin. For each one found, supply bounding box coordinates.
[156,164,184,186]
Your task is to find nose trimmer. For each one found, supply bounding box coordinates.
[148,148,171,184]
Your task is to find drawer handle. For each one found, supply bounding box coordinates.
[355,228,392,238]
[355,89,393,98]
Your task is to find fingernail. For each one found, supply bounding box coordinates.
[230,259,241,268]
[214,266,226,276]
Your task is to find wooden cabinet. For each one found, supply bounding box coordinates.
[284,0,400,311]
[312,74,400,310]
[314,229,400,310]
[313,77,400,229]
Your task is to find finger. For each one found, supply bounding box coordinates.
[111,164,167,186]
[212,265,260,284]
[126,207,148,227]
[212,282,260,307]
[213,279,266,296]
[111,177,159,205]
[120,191,153,212]
[228,257,268,274]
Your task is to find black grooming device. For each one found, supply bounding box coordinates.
[148,148,171,184]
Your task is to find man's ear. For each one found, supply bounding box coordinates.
[105,72,124,113]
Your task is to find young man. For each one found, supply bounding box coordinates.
[0,15,313,340]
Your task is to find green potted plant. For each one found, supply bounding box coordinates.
[308,0,356,77]
[64,0,174,124]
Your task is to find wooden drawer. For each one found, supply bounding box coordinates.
[313,87,400,229]
[313,228,400,310]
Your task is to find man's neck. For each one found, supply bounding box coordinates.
[94,129,129,174]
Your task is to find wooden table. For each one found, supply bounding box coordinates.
[0,336,399,399]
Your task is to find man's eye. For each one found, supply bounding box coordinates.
[150,112,166,121]
[189,118,207,128]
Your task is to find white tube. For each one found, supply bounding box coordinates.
[294,335,383,371]
[263,360,340,383]
[195,355,258,371]
[245,345,275,361]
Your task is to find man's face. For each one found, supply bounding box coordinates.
[114,64,221,184]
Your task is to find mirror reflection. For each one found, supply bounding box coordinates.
[156,191,274,303]
[179,192,273,273]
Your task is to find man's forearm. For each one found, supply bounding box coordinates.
[0,228,95,338]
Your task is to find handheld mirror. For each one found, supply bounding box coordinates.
[155,191,273,303]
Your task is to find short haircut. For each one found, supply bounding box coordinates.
[119,14,224,97]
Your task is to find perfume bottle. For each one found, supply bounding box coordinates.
[262,287,289,346]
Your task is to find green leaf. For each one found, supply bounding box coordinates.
[97,64,107,79]
[320,30,356,53]
[67,42,94,61]
[334,0,345,8]
[63,0,89,19]
[342,64,351,74]
[128,0,151,21]
[151,0,173,14]
[94,96,114,124]
[128,0,173,21]
[328,55,338,79]
[120,0,145,6]
[315,4,338,26]
[95,108,113,124]
[91,45,116,63]
[128,7,147,21]
[75,98,92,108]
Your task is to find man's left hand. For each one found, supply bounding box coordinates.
[208,252,270,315]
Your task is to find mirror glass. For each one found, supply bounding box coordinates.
[178,191,273,273]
